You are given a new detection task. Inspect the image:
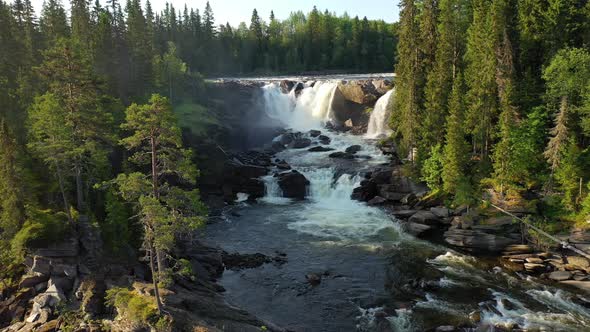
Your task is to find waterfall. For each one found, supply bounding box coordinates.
[365,89,394,139]
[262,81,338,131]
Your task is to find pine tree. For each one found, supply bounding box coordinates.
[116,94,206,313]
[421,0,467,158]
[0,120,26,240]
[71,0,91,44]
[31,38,115,217]
[464,0,497,159]
[392,0,422,159]
[442,73,470,195]
[39,0,69,43]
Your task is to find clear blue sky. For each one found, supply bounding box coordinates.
[29,0,400,26]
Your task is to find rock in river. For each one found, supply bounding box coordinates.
[277,170,310,200]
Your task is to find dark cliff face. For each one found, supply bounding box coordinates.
[205,81,283,150]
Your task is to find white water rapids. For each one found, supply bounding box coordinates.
[214,80,590,331]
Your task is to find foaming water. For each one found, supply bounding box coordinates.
[262,82,338,131]
[366,89,394,138]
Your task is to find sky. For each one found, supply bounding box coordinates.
[28,0,400,26]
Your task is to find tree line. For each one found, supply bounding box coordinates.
[392,0,590,223]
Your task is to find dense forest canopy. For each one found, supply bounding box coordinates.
[392,0,590,225]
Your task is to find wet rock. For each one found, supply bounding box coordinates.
[435,326,456,332]
[401,193,418,205]
[351,180,378,202]
[278,133,296,145]
[367,196,387,206]
[345,145,362,154]
[277,170,310,200]
[318,135,331,145]
[275,160,291,170]
[549,271,572,281]
[328,152,355,159]
[469,310,482,323]
[222,252,273,270]
[403,222,433,238]
[270,141,286,153]
[309,130,321,137]
[290,138,312,149]
[306,273,322,286]
[31,256,51,275]
[391,210,418,219]
[308,146,334,152]
[371,168,393,184]
[279,80,295,93]
[408,211,440,226]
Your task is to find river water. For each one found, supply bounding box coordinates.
[204,81,590,331]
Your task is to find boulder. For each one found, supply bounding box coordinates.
[430,207,451,218]
[549,271,572,281]
[351,180,378,202]
[370,168,393,184]
[444,228,520,253]
[305,273,322,286]
[367,196,387,206]
[559,280,590,293]
[524,263,547,272]
[290,138,312,149]
[309,130,321,137]
[308,146,334,152]
[403,222,433,238]
[31,256,51,276]
[277,171,310,200]
[525,257,544,264]
[408,211,441,226]
[318,135,331,145]
[328,152,355,159]
[391,210,418,219]
[279,80,295,93]
[275,160,291,170]
[345,145,362,154]
[19,275,49,289]
[36,320,59,332]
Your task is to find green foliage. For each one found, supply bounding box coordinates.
[101,191,132,255]
[174,258,194,279]
[554,141,584,210]
[421,144,444,191]
[174,103,220,137]
[11,208,70,258]
[105,287,162,327]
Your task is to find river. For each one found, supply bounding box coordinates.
[204,80,590,332]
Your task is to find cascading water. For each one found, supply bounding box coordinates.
[262,81,338,131]
[366,88,394,139]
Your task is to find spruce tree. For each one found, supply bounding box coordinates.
[392,0,422,160]
[442,73,470,195]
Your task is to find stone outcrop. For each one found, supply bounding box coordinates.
[277,170,310,200]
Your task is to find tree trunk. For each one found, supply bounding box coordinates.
[149,239,164,314]
[54,161,73,223]
[150,136,166,278]
[75,163,84,213]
